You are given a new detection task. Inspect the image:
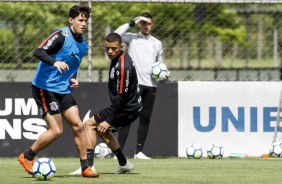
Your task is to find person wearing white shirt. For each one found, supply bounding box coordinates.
[115,12,169,159]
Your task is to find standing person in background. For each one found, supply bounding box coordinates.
[115,12,169,159]
[18,5,98,178]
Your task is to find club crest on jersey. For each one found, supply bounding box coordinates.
[49,101,59,111]
[61,30,70,37]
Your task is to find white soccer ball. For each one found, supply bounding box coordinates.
[186,143,203,159]
[151,62,168,80]
[32,158,56,181]
[95,143,112,158]
[207,143,224,159]
[269,142,282,157]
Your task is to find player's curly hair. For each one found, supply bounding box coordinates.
[69,5,91,19]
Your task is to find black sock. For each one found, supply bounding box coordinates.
[136,144,143,154]
[80,159,88,172]
[25,148,36,161]
[114,148,127,166]
[87,149,94,167]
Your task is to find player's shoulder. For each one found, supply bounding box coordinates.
[150,35,162,44]
[123,52,133,62]
[125,32,138,36]
[50,28,62,35]
[50,27,72,38]
[122,52,134,65]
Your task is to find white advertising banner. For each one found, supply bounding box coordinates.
[178,81,282,157]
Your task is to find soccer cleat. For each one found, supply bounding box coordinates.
[81,166,99,178]
[115,160,134,174]
[113,155,117,160]
[69,165,96,175]
[69,167,81,175]
[18,152,34,175]
[134,152,151,159]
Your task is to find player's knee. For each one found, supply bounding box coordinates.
[73,122,84,133]
[51,128,63,138]
[84,118,95,129]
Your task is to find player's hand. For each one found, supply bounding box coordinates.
[70,78,78,90]
[133,16,148,24]
[53,61,69,73]
[159,71,170,83]
[97,121,110,134]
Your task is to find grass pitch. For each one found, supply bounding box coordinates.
[2,157,282,184]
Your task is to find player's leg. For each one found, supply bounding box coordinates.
[117,124,131,150]
[18,113,64,175]
[69,115,98,175]
[18,87,64,175]
[99,132,134,174]
[62,105,99,178]
[33,113,64,152]
[135,85,156,159]
[83,116,98,167]
[104,110,139,173]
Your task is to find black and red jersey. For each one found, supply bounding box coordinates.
[106,51,142,124]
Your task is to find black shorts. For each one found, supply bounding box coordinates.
[32,85,77,117]
[94,107,139,132]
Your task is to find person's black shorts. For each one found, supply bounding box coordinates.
[32,85,77,117]
[94,107,139,132]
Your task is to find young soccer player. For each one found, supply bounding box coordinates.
[70,32,142,174]
[18,5,98,178]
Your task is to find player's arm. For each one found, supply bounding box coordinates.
[70,73,78,90]
[157,42,170,82]
[156,42,164,64]
[114,16,148,43]
[34,30,69,73]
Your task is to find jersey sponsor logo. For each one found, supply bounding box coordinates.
[43,34,58,50]
[49,101,58,111]
[110,67,115,79]
[125,70,129,92]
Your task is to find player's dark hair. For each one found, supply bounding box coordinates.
[69,5,91,19]
[105,33,122,44]
[141,12,153,20]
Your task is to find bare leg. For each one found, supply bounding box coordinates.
[100,132,120,151]
[84,117,98,150]
[31,113,63,153]
[62,106,87,160]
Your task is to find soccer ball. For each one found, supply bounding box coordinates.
[186,143,203,159]
[207,143,224,159]
[32,158,56,181]
[95,143,112,158]
[151,62,168,80]
[269,142,282,157]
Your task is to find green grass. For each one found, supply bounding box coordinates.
[2,157,282,184]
